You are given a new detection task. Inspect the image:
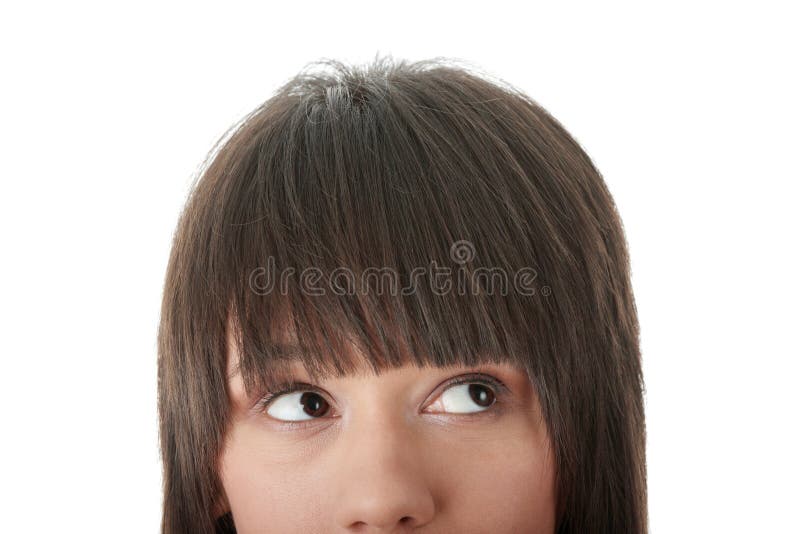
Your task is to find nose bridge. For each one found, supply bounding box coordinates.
[332,403,436,530]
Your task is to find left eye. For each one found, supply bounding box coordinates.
[428,382,497,414]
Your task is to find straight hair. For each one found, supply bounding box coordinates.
[158,55,648,533]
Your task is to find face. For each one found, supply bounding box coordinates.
[218,329,557,533]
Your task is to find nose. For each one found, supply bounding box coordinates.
[333,414,436,531]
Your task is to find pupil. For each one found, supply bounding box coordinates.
[300,392,328,417]
[469,384,495,407]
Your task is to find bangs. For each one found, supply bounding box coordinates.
[191,57,591,397]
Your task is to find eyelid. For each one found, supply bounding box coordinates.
[438,372,508,392]
[259,381,326,407]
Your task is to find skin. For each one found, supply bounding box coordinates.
[218,327,557,533]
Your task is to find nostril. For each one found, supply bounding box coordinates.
[349,516,414,530]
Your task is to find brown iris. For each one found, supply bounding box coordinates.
[299,392,329,417]
[468,383,495,407]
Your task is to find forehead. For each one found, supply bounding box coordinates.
[224,312,390,384]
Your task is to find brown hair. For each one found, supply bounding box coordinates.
[158,55,647,533]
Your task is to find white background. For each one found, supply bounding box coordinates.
[1,2,797,532]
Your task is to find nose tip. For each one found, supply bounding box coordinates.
[341,495,434,531]
[333,444,436,531]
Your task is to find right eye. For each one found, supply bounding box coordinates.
[264,390,332,422]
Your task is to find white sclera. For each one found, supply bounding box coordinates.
[266,392,318,421]
[439,384,492,414]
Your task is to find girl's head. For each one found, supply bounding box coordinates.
[158,56,647,533]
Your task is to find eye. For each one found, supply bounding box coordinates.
[426,377,500,414]
[259,374,506,424]
[263,389,331,422]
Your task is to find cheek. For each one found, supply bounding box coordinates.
[428,427,557,532]
[219,423,329,532]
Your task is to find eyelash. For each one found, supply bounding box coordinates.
[257,372,509,424]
